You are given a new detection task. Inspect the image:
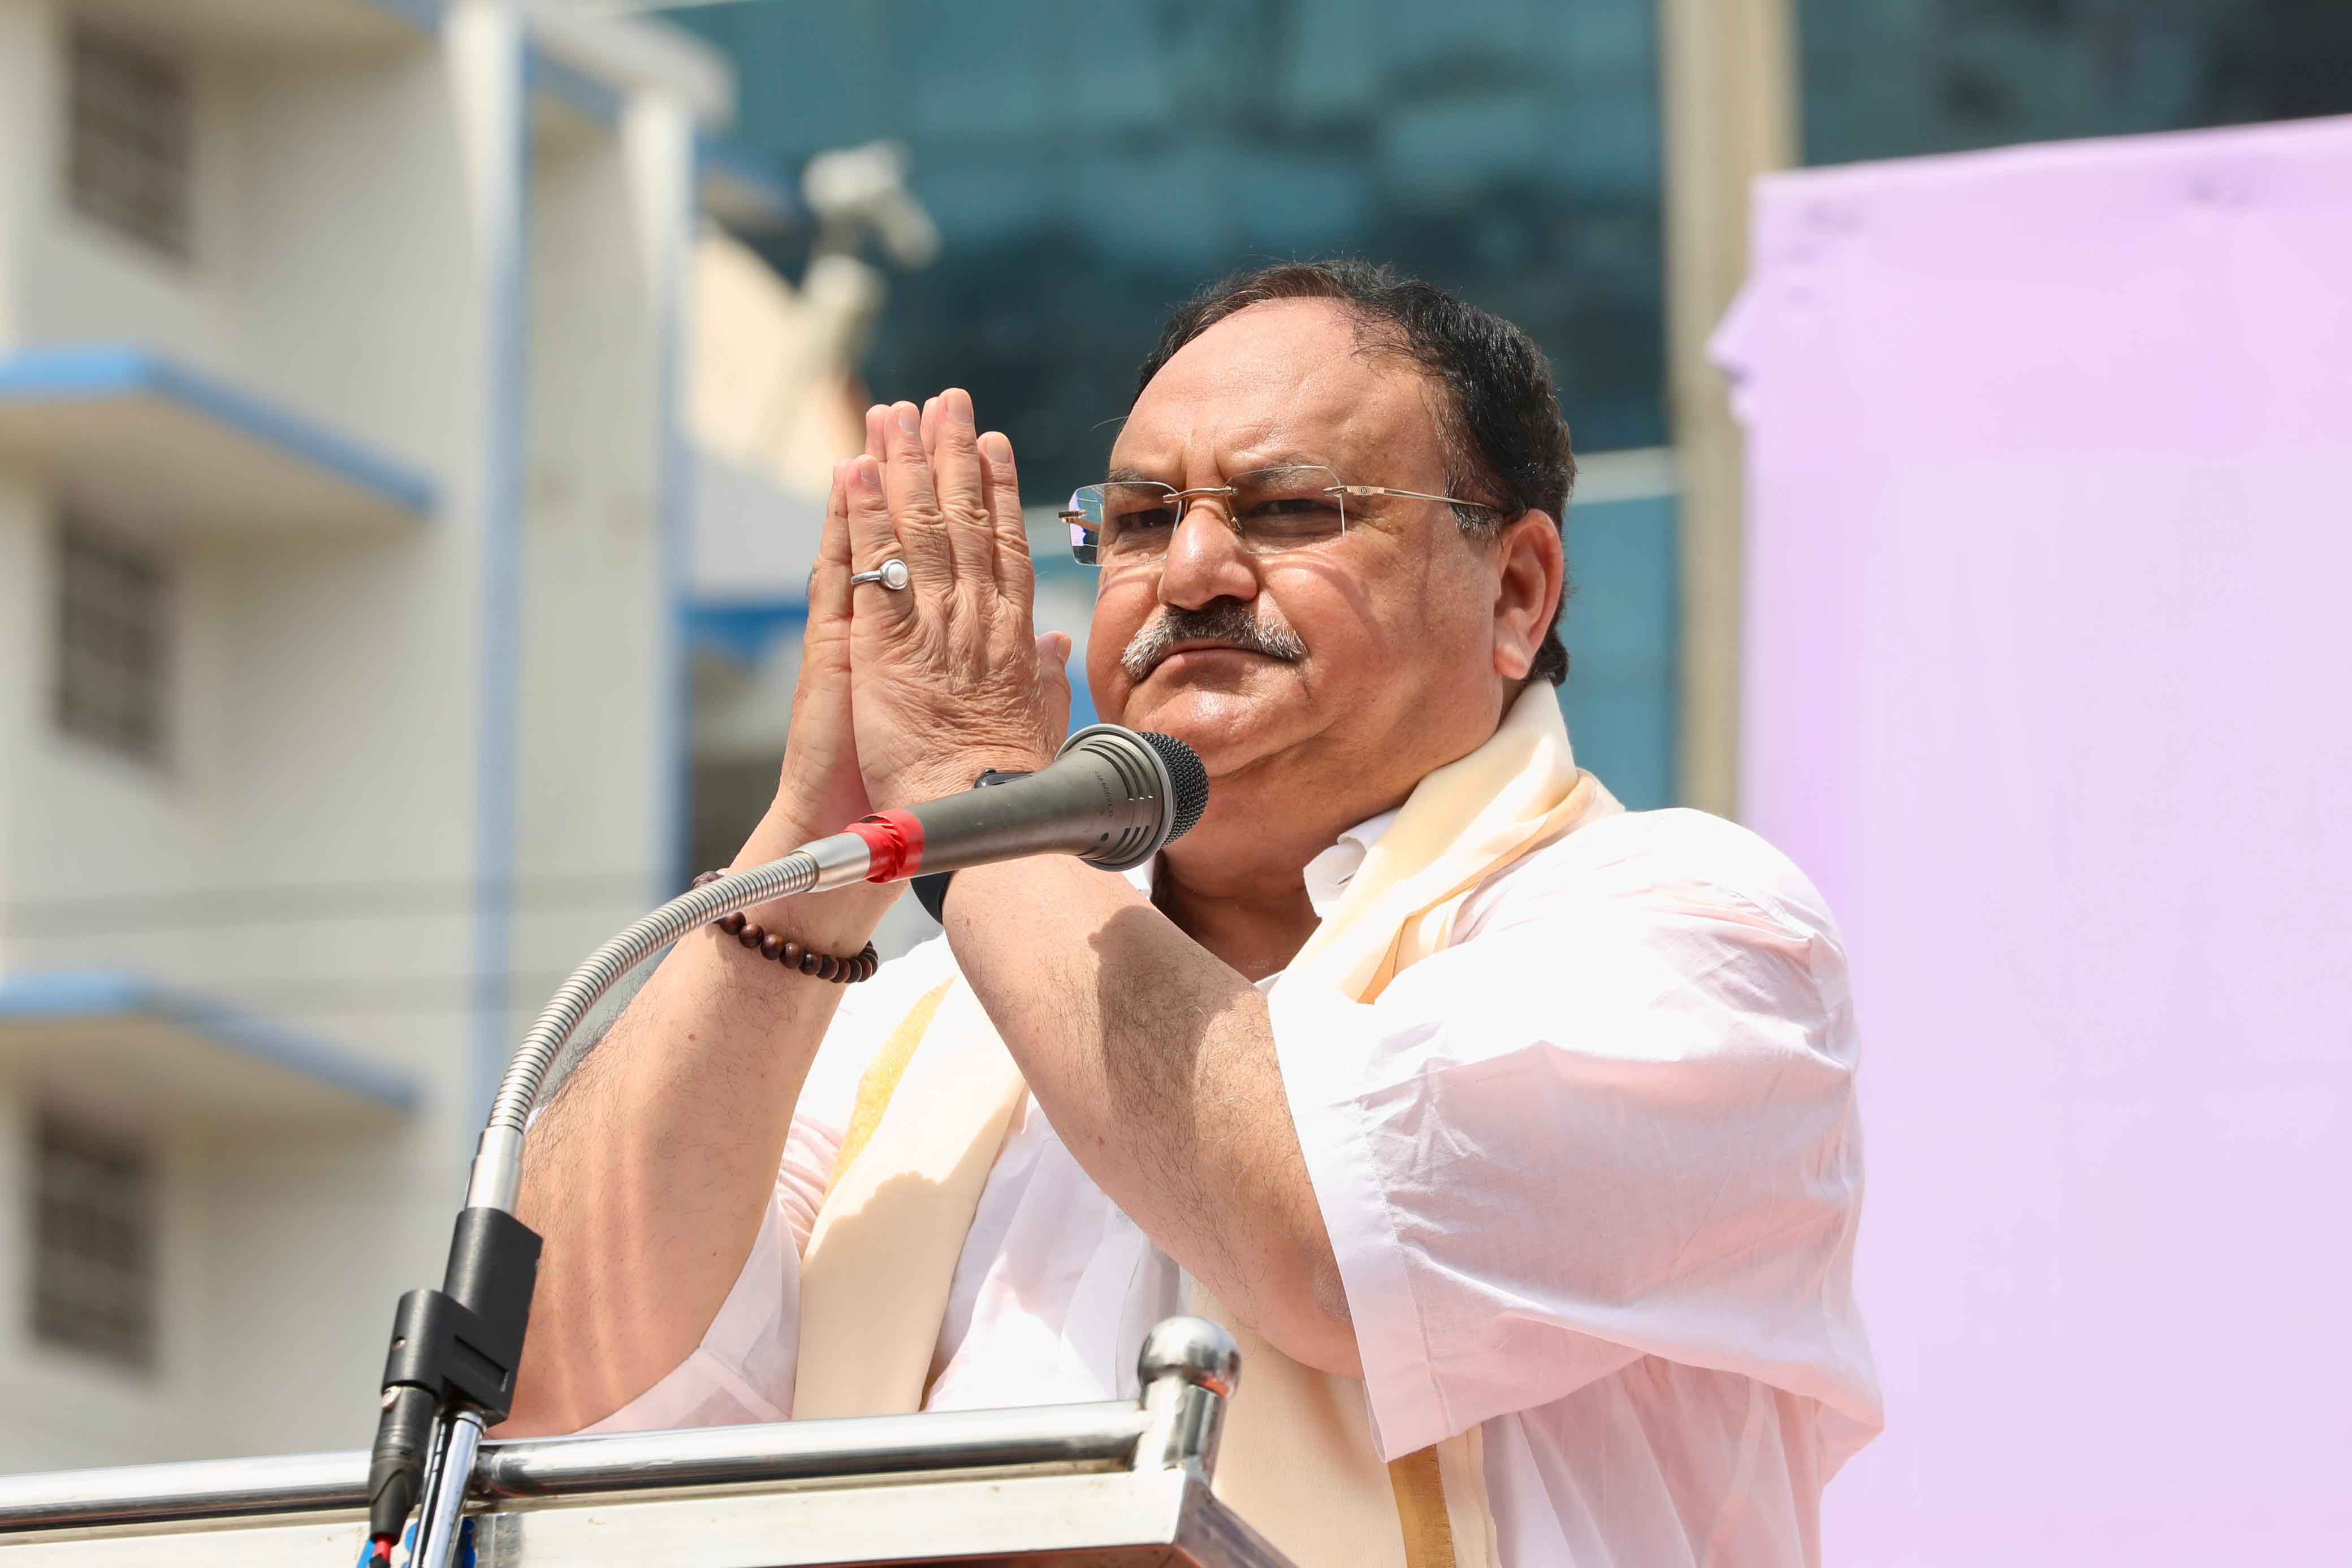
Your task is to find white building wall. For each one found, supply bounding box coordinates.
[180,10,529,1460]
[205,34,493,1071]
[0,479,46,968]
[214,30,493,1072]
[0,2,40,346]
[0,0,730,1470]
[0,1093,217,1472]
[513,122,667,1026]
[10,0,238,365]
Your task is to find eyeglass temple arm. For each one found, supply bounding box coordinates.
[1335,484,1500,512]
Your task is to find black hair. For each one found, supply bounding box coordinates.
[1136,259,1575,685]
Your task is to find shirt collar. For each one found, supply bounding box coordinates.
[1130,807,1401,925]
[1301,808,1400,920]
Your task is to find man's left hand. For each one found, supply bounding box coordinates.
[843,390,1072,811]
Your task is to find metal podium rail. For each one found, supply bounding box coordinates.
[0,1319,1297,1567]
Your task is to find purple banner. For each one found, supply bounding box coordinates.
[1721,116,2352,1563]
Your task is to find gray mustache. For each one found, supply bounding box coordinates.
[1121,603,1307,681]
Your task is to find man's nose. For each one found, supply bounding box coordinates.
[1156,501,1259,610]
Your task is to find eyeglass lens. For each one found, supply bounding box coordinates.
[1067,466,1347,565]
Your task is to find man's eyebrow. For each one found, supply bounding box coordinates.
[1104,452,1337,485]
[1244,453,1337,476]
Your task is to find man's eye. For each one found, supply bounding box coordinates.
[1244,497,1342,527]
[1110,507,1178,533]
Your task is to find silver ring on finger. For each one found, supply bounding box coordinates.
[848,557,911,592]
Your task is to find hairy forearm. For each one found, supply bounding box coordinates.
[941,860,1360,1376]
[503,809,893,1434]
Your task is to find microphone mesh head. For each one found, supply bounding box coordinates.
[1137,731,1210,843]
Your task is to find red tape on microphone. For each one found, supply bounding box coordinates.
[847,811,925,881]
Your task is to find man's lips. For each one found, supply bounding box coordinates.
[1145,643,1276,680]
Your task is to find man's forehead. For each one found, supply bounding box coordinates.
[1111,300,1436,476]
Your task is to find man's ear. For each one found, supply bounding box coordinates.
[1491,509,1563,682]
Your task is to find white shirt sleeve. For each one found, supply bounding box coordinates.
[1268,809,1877,1461]
[578,933,960,1433]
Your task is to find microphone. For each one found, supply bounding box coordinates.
[792,724,1210,891]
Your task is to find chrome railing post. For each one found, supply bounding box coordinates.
[1133,1316,1242,1481]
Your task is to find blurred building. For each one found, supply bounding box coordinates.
[1800,0,2352,165]
[0,0,785,1470]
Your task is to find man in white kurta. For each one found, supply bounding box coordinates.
[510,263,1872,1561]
[595,802,1879,1566]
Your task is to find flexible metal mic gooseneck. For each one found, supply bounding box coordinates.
[368,726,1209,1568]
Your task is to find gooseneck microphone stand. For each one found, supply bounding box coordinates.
[365,726,1207,1568]
[362,848,855,1567]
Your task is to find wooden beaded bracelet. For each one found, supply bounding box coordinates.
[691,870,880,983]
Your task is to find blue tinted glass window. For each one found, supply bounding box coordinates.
[1802,0,2352,166]
[676,0,1666,500]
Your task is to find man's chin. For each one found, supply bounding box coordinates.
[1114,682,1298,778]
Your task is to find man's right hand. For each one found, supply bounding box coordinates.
[772,412,888,842]
[773,458,871,837]
[736,410,905,940]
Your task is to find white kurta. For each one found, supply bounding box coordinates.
[591,805,1883,1567]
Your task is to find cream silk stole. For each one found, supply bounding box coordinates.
[792,687,1620,1568]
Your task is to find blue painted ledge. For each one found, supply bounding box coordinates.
[364,0,443,33]
[0,971,421,1116]
[0,344,438,519]
[686,597,808,666]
